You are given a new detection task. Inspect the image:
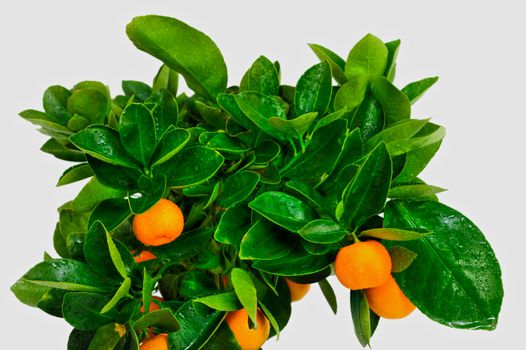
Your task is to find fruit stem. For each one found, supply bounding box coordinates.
[350,231,361,243]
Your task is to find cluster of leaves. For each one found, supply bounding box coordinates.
[12,15,503,349]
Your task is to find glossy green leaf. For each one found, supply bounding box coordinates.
[119,104,156,165]
[254,140,281,164]
[11,278,51,308]
[313,109,348,132]
[128,175,167,214]
[41,138,85,162]
[70,126,138,168]
[345,33,388,82]
[214,206,252,247]
[388,246,418,273]
[83,222,124,280]
[252,246,331,276]
[87,323,126,350]
[67,88,109,123]
[57,163,93,186]
[402,76,439,104]
[148,88,179,138]
[360,228,431,241]
[249,191,316,232]
[68,329,96,350]
[282,119,347,186]
[394,141,442,183]
[384,39,401,81]
[200,323,241,350]
[152,64,179,95]
[63,292,116,331]
[350,289,379,347]
[240,55,280,95]
[20,109,72,135]
[122,80,152,102]
[133,309,180,333]
[387,124,446,156]
[285,180,333,214]
[100,277,131,314]
[388,183,446,199]
[308,43,347,85]
[43,85,72,124]
[350,94,384,141]
[333,76,368,111]
[220,170,260,208]
[260,278,291,338]
[269,112,318,139]
[217,93,255,130]
[71,178,124,212]
[193,291,241,311]
[339,143,392,230]
[127,15,227,100]
[151,227,213,261]
[318,279,338,314]
[235,92,287,140]
[231,268,258,325]
[205,133,249,154]
[384,200,503,330]
[149,127,190,167]
[366,119,429,152]
[372,76,411,124]
[88,199,131,232]
[155,146,224,188]
[240,219,297,260]
[294,61,332,116]
[298,219,347,244]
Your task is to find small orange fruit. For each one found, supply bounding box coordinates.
[285,278,310,302]
[365,275,416,319]
[134,250,157,263]
[334,240,392,290]
[140,333,168,350]
[133,198,184,246]
[225,308,270,350]
[140,296,163,313]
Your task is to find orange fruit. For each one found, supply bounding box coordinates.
[133,198,184,246]
[140,296,163,313]
[334,240,391,290]
[285,278,310,302]
[134,250,157,263]
[140,333,168,350]
[225,308,270,350]
[365,275,416,319]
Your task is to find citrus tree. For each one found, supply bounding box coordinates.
[12,15,503,350]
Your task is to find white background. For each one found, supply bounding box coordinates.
[1,0,524,349]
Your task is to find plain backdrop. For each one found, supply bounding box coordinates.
[1,0,524,349]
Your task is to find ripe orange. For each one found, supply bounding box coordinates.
[285,278,310,302]
[134,250,157,263]
[140,296,163,313]
[133,198,184,246]
[334,240,391,290]
[225,308,270,350]
[140,333,168,350]
[365,275,416,319]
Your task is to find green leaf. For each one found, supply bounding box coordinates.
[67,114,90,132]
[350,289,379,347]
[43,85,72,124]
[282,119,347,186]
[70,126,139,168]
[384,39,401,81]
[360,228,431,241]
[200,323,241,350]
[345,33,388,82]
[350,94,384,141]
[71,178,125,212]
[338,143,392,230]
[119,104,156,165]
[388,246,418,273]
[402,77,439,104]
[68,329,96,350]
[122,80,152,102]
[133,309,180,333]
[148,88,179,138]
[100,277,131,313]
[258,302,281,338]
[128,175,167,214]
[11,278,51,307]
[308,43,347,85]
[394,141,442,183]
[387,124,446,156]
[220,170,260,208]
[169,301,224,350]
[294,61,332,116]
[86,156,140,191]
[333,76,368,111]
[127,15,227,100]
[58,163,93,186]
[63,292,117,331]
[269,112,318,140]
[372,76,411,124]
[217,93,255,130]
[205,133,249,154]
[388,184,446,199]
[149,127,190,168]
[254,140,281,165]
[214,206,252,247]
[193,291,241,311]
[67,88,109,123]
[249,191,316,232]
[298,219,347,244]
[235,92,287,140]
[83,222,125,280]
[23,259,111,292]
[260,278,291,338]
[231,268,258,325]
[87,323,126,350]
[240,55,280,95]
[151,227,213,261]
[88,198,131,232]
[252,246,331,276]
[155,146,224,188]
[41,138,86,162]
[384,200,503,330]
[239,219,297,260]
[20,109,72,135]
[366,119,429,153]
[152,64,179,95]
[318,279,338,314]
